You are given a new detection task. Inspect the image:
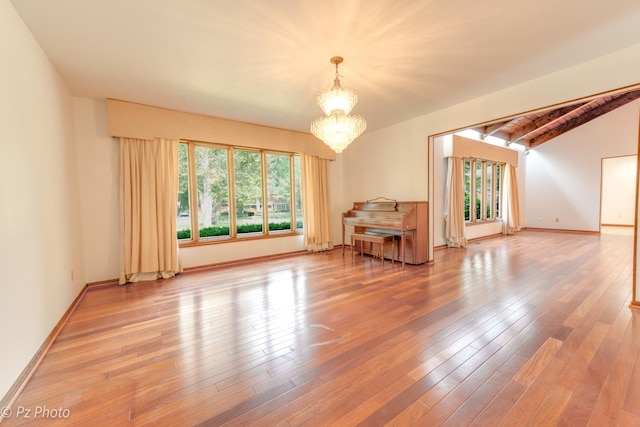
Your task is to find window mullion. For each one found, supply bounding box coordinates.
[498,165,501,216]
[468,159,473,222]
[491,163,497,219]
[471,160,477,222]
[261,151,268,235]
[187,142,199,242]
[290,155,296,232]
[481,161,486,221]
[228,147,237,238]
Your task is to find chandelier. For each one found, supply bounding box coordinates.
[310,56,366,153]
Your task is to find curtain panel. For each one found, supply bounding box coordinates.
[503,163,522,235]
[300,154,333,252]
[119,137,181,284]
[444,156,468,248]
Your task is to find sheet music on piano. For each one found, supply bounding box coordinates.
[342,198,428,265]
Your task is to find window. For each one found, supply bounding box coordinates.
[464,158,504,223]
[177,141,302,243]
[266,153,292,233]
[177,143,191,239]
[196,145,230,238]
[294,155,302,230]
[234,149,263,235]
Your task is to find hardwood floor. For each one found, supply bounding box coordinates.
[3,230,640,426]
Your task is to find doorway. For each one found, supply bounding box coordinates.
[601,155,636,235]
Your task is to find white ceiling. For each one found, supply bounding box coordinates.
[10,0,640,134]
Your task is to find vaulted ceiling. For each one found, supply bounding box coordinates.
[470,88,640,148]
[9,0,640,136]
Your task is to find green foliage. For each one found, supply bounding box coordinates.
[201,226,230,237]
[294,156,302,212]
[196,146,229,226]
[178,143,304,240]
[177,221,304,240]
[268,222,290,231]
[234,150,263,216]
[177,143,190,214]
[237,224,262,233]
[464,193,470,221]
[267,153,291,202]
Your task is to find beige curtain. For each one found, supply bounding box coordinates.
[300,154,333,252]
[444,157,467,247]
[119,137,181,284]
[503,163,522,235]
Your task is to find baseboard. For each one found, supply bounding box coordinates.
[522,227,599,235]
[467,233,504,243]
[0,285,89,417]
[183,249,310,273]
[434,233,503,250]
[86,277,119,288]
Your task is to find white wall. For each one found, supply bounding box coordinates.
[73,98,120,283]
[341,44,640,210]
[433,136,449,247]
[341,43,640,248]
[601,155,636,226]
[342,120,430,206]
[0,0,85,399]
[525,99,640,231]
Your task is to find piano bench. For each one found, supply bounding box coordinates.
[351,233,398,266]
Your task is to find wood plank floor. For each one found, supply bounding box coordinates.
[4,230,640,426]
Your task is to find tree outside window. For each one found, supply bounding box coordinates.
[176,141,301,242]
[464,158,504,223]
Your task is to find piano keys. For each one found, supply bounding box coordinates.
[342,199,428,266]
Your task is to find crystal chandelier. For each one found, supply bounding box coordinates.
[310,56,366,153]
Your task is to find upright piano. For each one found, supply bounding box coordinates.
[342,198,428,265]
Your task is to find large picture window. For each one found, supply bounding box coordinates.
[234,149,263,235]
[177,141,302,243]
[464,158,504,223]
[197,145,230,238]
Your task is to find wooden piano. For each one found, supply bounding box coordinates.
[342,198,428,266]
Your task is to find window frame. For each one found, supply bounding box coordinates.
[464,158,504,224]
[178,140,303,246]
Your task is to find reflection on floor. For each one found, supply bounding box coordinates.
[601,225,634,235]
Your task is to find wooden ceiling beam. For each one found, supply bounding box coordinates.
[529,90,640,147]
[483,120,512,137]
[509,103,587,144]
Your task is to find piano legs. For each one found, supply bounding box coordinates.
[344,230,406,268]
[342,224,407,268]
[350,233,397,266]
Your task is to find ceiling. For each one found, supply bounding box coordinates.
[9,0,640,136]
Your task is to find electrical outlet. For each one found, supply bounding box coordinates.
[555,218,559,223]
[70,269,74,281]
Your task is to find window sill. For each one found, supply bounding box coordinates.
[179,231,303,248]
[465,219,503,226]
